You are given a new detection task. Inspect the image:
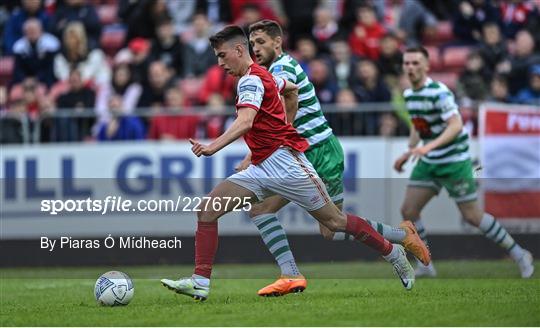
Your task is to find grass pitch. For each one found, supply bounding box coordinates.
[1,260,539,326]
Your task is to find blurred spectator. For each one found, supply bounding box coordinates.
[56,69,96,111]
[497,29,540,95]
[204,93,235,138]
[308,59,338,104]
[48,0,101,50]
[456,51,491,101]
[500,0,539,38]
[183,13,218,78]
[3,0,50,55]
[12,18,59,87]
[137,61,174,108]
[336,88,358,109]
[230,0,283,25]
[198,64,237,106]
[514,65,540,105]
[166,0,197,34]
[311,6,339,54]
[348,5,385,60]
[452,0,500,44]
[235,3,263,37]
[97,95,145,141]
[149,16,185,79]
[11,77,48,120]
[195,0,232,25]
[295,36,318,74]
[95,63,142,125]
[148,87,201,140]
[373,0,437,47]
[329,38,357,90]
[119,0,169,44]
[1,99,26,143]
[379,113,402,137]
[350,59,391,135]
[329,88,363,136]
[488,74,512,103]
[53,21,111,87]
[280,0,317,48]
[478,22,508,72]
[377,33,403,85]
[55,69,95,141]
[114,37,152,85]
[12,77,55,141]
[351,59,392,102]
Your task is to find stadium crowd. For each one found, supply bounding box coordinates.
[0,0,539,143]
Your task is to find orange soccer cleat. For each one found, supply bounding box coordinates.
[400,221,431,266]
[257,275,307,297]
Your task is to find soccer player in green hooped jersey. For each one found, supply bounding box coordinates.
[238,20,430,297]
[395,46,534,278]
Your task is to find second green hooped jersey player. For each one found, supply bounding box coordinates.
[404,78,470,165]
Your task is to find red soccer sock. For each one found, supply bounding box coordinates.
[194,221,219,278]
[346,214,393,256]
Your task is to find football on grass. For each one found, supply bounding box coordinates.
[94,271,134,306]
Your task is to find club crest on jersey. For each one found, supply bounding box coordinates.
[273,65,283,72]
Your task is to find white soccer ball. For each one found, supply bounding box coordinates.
[94,271,134,306]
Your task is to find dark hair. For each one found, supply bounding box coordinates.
[404,46,429,59]
[482,21,499,30]
[492,74,508,86]
[248,19,283,38]
[209,25,248,49]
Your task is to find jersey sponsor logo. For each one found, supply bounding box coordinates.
[239,91,256,104]
[239,85,257,93]
[411,117,432,138]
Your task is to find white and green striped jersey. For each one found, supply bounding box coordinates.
[404,77,470,164]
[269,53,333,146]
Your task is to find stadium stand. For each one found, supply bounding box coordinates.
[1,0,539,144]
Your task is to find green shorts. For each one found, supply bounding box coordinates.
[305,135,344,204]
[409,159,477,203]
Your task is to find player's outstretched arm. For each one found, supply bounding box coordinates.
[189,107,257,157]
[281,80,299,124]
[410,114,463,158]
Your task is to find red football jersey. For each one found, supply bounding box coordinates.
[236,63,308,164]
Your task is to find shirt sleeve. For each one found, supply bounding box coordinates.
[270,64,297,83]
[436,90,459,121]
[236,75,264,111]
[273,76,286,94]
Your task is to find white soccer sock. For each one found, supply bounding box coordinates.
[252,213,301,276]
[478,213,524,261]
[382,244,400,262]
[365,219,407,243]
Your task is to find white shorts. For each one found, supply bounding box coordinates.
[228,147,331,211]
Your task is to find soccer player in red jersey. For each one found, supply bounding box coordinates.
[161,26,415,301]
